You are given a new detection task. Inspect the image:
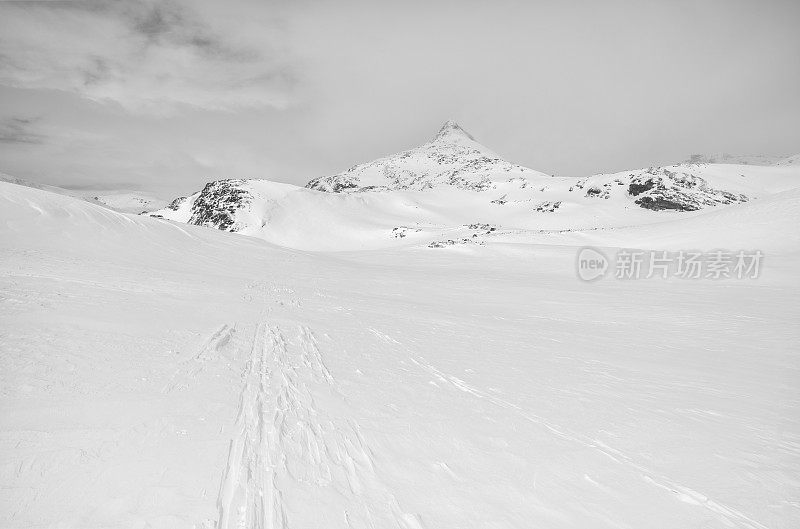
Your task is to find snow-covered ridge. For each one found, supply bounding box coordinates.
[91,192,166,214]
[682,152,800,166]
[146,122,799,250]
[1,172,165,213]
[775,153,800,166]
[305,121,541,193]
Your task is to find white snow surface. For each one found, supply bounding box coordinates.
[91,192,167,214]
[2,175,799,529]
[1,173,166,214]
[148,123,800,252]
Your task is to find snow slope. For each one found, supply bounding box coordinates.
[148,123,800,252]
[2,180,799,528]
[91,192,167,214]
[0,172,86,198]
[1,172,166,214]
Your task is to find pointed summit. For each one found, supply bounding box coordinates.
[432,120,476,144]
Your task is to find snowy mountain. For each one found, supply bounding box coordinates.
[91,192,166,214]
[0,172,84,198]
[0,172,165,213]
[305,120,546,193]
[147,122,800,251]
[775,153,800,166]
[681,153,791,165]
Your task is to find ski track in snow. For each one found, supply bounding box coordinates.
[407,354,769,529]
[215,322,424,529]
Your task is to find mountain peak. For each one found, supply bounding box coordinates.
[433,120,475,144]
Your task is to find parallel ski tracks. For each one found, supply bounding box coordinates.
[215,322,424,529]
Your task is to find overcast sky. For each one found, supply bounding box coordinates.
[0,0,798,198]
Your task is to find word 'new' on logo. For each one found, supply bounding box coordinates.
[577,247,609,281]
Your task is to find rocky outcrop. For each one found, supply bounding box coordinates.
[188,179,251,231]
[627,168,748,211]
[166,196,188,211]
[534,201,562,212]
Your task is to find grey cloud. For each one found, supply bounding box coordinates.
[0,116,45,144]
[80,56,110,87]
[0,0,294,112]
[132,1,185,41]
[124,1,248,61]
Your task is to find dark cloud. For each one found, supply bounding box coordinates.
[132,1,185,41]
[0,116,45,144]
[0,0,294,112]
[123,1,251,61]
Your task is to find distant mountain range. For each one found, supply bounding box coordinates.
[681,153,798,166]
[141,122,799,250]
[3,123,797,251]
[0,173,165,214]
